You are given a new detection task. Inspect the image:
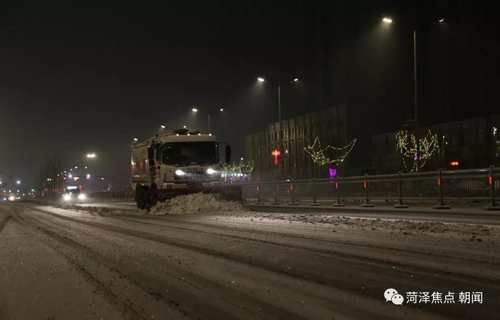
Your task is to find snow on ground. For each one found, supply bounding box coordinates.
[224,211,499,242]
[54,193,246,216]
[53,203,132,216]
[50,195,498,242]
[149,193,246,215]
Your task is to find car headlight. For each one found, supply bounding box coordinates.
[206,168,216,174]
[8,196,15,201]
[78,194,85,200]
[63,194,71,201]
[175,169,185,176]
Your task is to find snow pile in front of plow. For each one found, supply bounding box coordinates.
[150,193,246,215]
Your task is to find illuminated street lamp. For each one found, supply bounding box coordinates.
[16,180,20,185]
[256,76,299,178]
[191,108,224,134]
[87,153,96,158]
[382,16,447,170]
[383,17,421,170]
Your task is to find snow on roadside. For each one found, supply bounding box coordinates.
[53,203,130,216]
[49,196,497,242]
[52,193,246,216]
[224,211,499,241]
[149,193,246,215]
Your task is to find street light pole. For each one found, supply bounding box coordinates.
[208,114,211,133]
[383,18,420,171]
[414,29,420,171]
[192,108,219,134]
[278,85,282,179]
[257,77,298,180]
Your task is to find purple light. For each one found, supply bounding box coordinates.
[329,168,337,179]
[413,154,423,161]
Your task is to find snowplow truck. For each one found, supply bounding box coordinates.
[131,128,242,209]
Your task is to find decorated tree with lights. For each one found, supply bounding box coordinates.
[395,129,439,172]
[304,137,357,167]
[222,160,254,181]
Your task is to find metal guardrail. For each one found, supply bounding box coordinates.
[243,166,500,210]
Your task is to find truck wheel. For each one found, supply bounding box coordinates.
[142,186,152,211]
[135,185,145,209]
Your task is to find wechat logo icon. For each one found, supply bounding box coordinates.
[384,288,404,305]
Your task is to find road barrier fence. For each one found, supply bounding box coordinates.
[35,167,500,210]
[242,166,500,210]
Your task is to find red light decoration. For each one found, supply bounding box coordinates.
[271,149,281,166]
[450,161,459,166]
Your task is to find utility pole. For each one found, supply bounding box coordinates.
[414,29,420,171]
[278,85,283,180]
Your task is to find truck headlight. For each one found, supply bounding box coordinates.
[206,168,216,174]
[63,194,71,201]
[78,194,85,200]
[175,170,185,176]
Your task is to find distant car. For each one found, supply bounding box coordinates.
[62,188,86,202]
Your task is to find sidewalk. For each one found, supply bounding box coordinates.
[244,200,500,217]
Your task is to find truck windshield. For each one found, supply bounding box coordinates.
[160,142,218,166]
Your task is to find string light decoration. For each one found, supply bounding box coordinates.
[222,160,254,179]
[395,129,439,172]
[304,137,357,166]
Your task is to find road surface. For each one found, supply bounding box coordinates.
[1,202,500,319]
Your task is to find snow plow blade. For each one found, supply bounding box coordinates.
[151,185,243,206]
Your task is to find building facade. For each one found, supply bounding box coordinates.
[246,105,348,181]
[373,114,500,173]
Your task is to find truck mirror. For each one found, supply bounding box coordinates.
[225,145,231,164]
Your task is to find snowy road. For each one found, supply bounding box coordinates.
[1,200,500,320]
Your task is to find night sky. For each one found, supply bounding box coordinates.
[0,1,497,188]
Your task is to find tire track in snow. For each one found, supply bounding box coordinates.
[27,206,500,287]
[0,216,12,234]
[27,206,500,289]
[21,208,312,320]
[20,205,500,320]
[113,215,500,267]
[13,209,190,320]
